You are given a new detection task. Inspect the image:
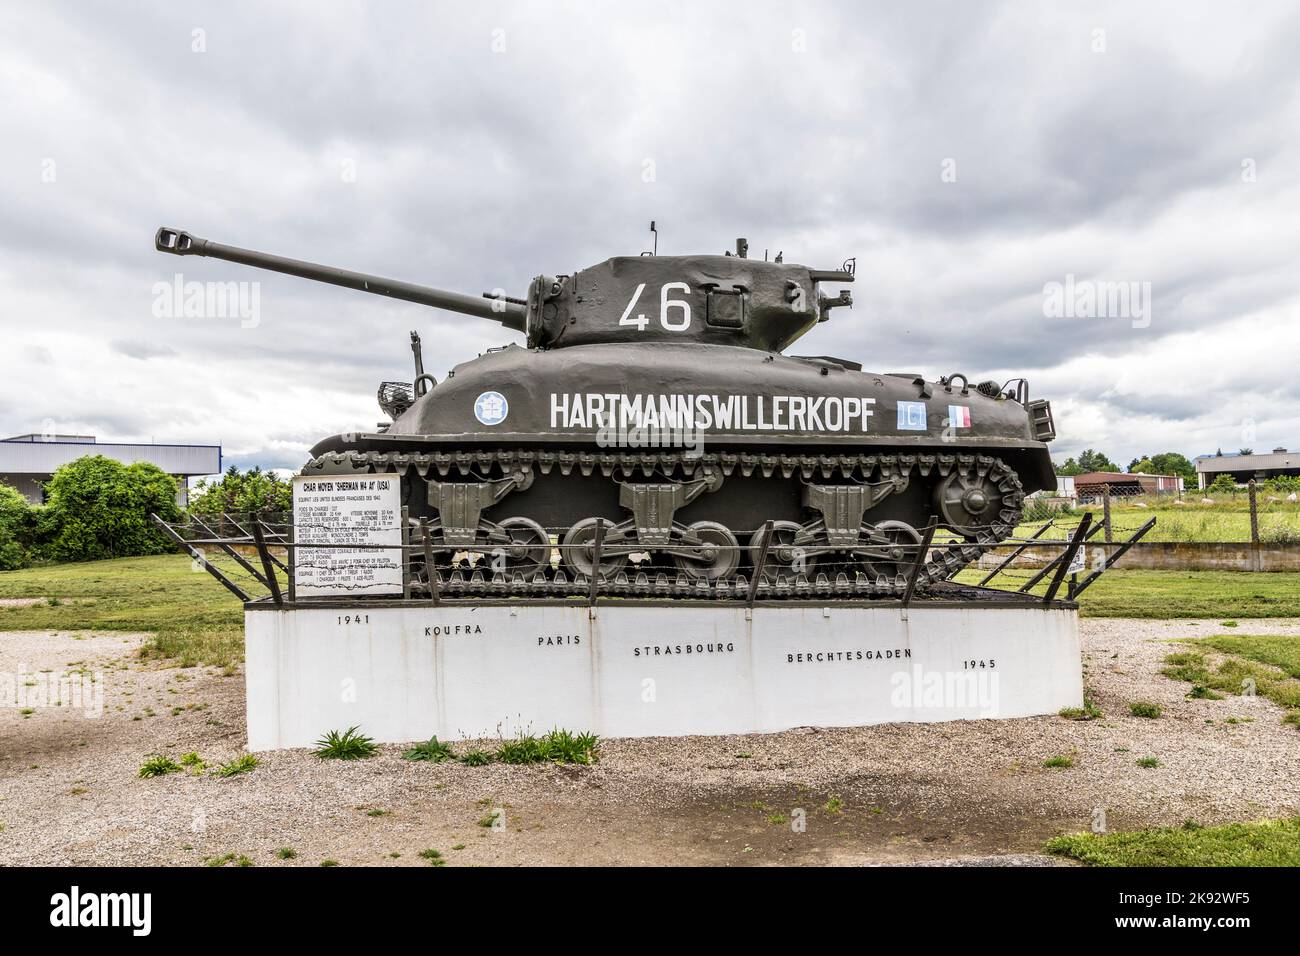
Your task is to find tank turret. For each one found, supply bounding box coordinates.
[154,228,854,351]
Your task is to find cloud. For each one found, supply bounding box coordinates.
[111,339,177,360]
[1,0,1298,473]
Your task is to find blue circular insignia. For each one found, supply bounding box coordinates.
[473,391,509,426]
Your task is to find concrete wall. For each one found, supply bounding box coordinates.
[244,603,1083,751]
[978,541,1300,572]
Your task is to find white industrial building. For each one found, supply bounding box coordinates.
[1194,447,1298,488]
[0,434,222,506]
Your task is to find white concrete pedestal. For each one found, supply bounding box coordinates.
[243,602,1082,751]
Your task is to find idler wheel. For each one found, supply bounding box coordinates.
[935,469,1006,536]
[857,520,924,580]
[673,521,741,581]
[561,518,630,579]
[749,520,819,579]
[493,517,553,577]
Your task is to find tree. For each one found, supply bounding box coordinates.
[1055,457,1082,476]
[1238,448,1254,456]
[1148,452,1197,484]
[0,482,34,570]
[189,465,292,518]
[1075,449,1119,473]
[38,456,181,562]
[1129,458,1156,474]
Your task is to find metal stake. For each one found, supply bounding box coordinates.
[1070,517,1156,600]
[190,515,269,589]
[151,513,250,602]
[748,519,774,608]
[1019,520,1103,592]
[1042,513,1092,606]
[588,518,605,607]
[977,519,1055,586]
[251,517,284,606]
[420,518,440,607]
[900,522,937,610]
[223,512,290,574]
[401,505,411,601]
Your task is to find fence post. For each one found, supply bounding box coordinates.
[401,505,411,600]
[1044,513,1093,606]
[748,520,774,608]
[900,522,937,612]
[1248,479,1260,572]
[588,518,605,607]
[419,518,440,606]
[286,519,296,603]
[1102,483,1113,544]
[251,517,283,606]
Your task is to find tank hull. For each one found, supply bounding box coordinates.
[313,342,1054,493]
[305,342,1049,599]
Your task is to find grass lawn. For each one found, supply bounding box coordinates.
[1161,634,1300,726]
[1021,494,1300,544]
[0,553,256,667]
[1019,505,1300,544]
[1046,818,1300,866]
[956,567,1300,618]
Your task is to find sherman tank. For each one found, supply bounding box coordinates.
[155,226,1057,599]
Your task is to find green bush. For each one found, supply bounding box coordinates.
[1206,474,1238,496]
[189,465,292,518]
[494,729,599,765]
[1129,700,1162,719]
[38,456,181,562]
[0,482,35,570]
[402,736,457,762]
[312,726,379,760]
[1263,475,1299,495]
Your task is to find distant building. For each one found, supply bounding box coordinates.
[0,435,221,506]
[1026,475,1077,502]
[1194,448,1297,489]
[1073,471,1183,501]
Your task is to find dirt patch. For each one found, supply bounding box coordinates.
[1,619,1297,866]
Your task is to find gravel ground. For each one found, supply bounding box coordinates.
[1,618,1297,867]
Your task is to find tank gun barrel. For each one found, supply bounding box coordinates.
[154,227,527,332]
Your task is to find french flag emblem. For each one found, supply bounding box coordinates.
[948,405,971,427]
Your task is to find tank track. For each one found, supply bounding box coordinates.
[304,447,1025,601]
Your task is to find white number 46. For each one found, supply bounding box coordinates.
[619,282,692,332]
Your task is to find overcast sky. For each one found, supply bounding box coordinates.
[3,0,1298,475]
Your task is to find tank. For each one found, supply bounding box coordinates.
[155,226,1057,598]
